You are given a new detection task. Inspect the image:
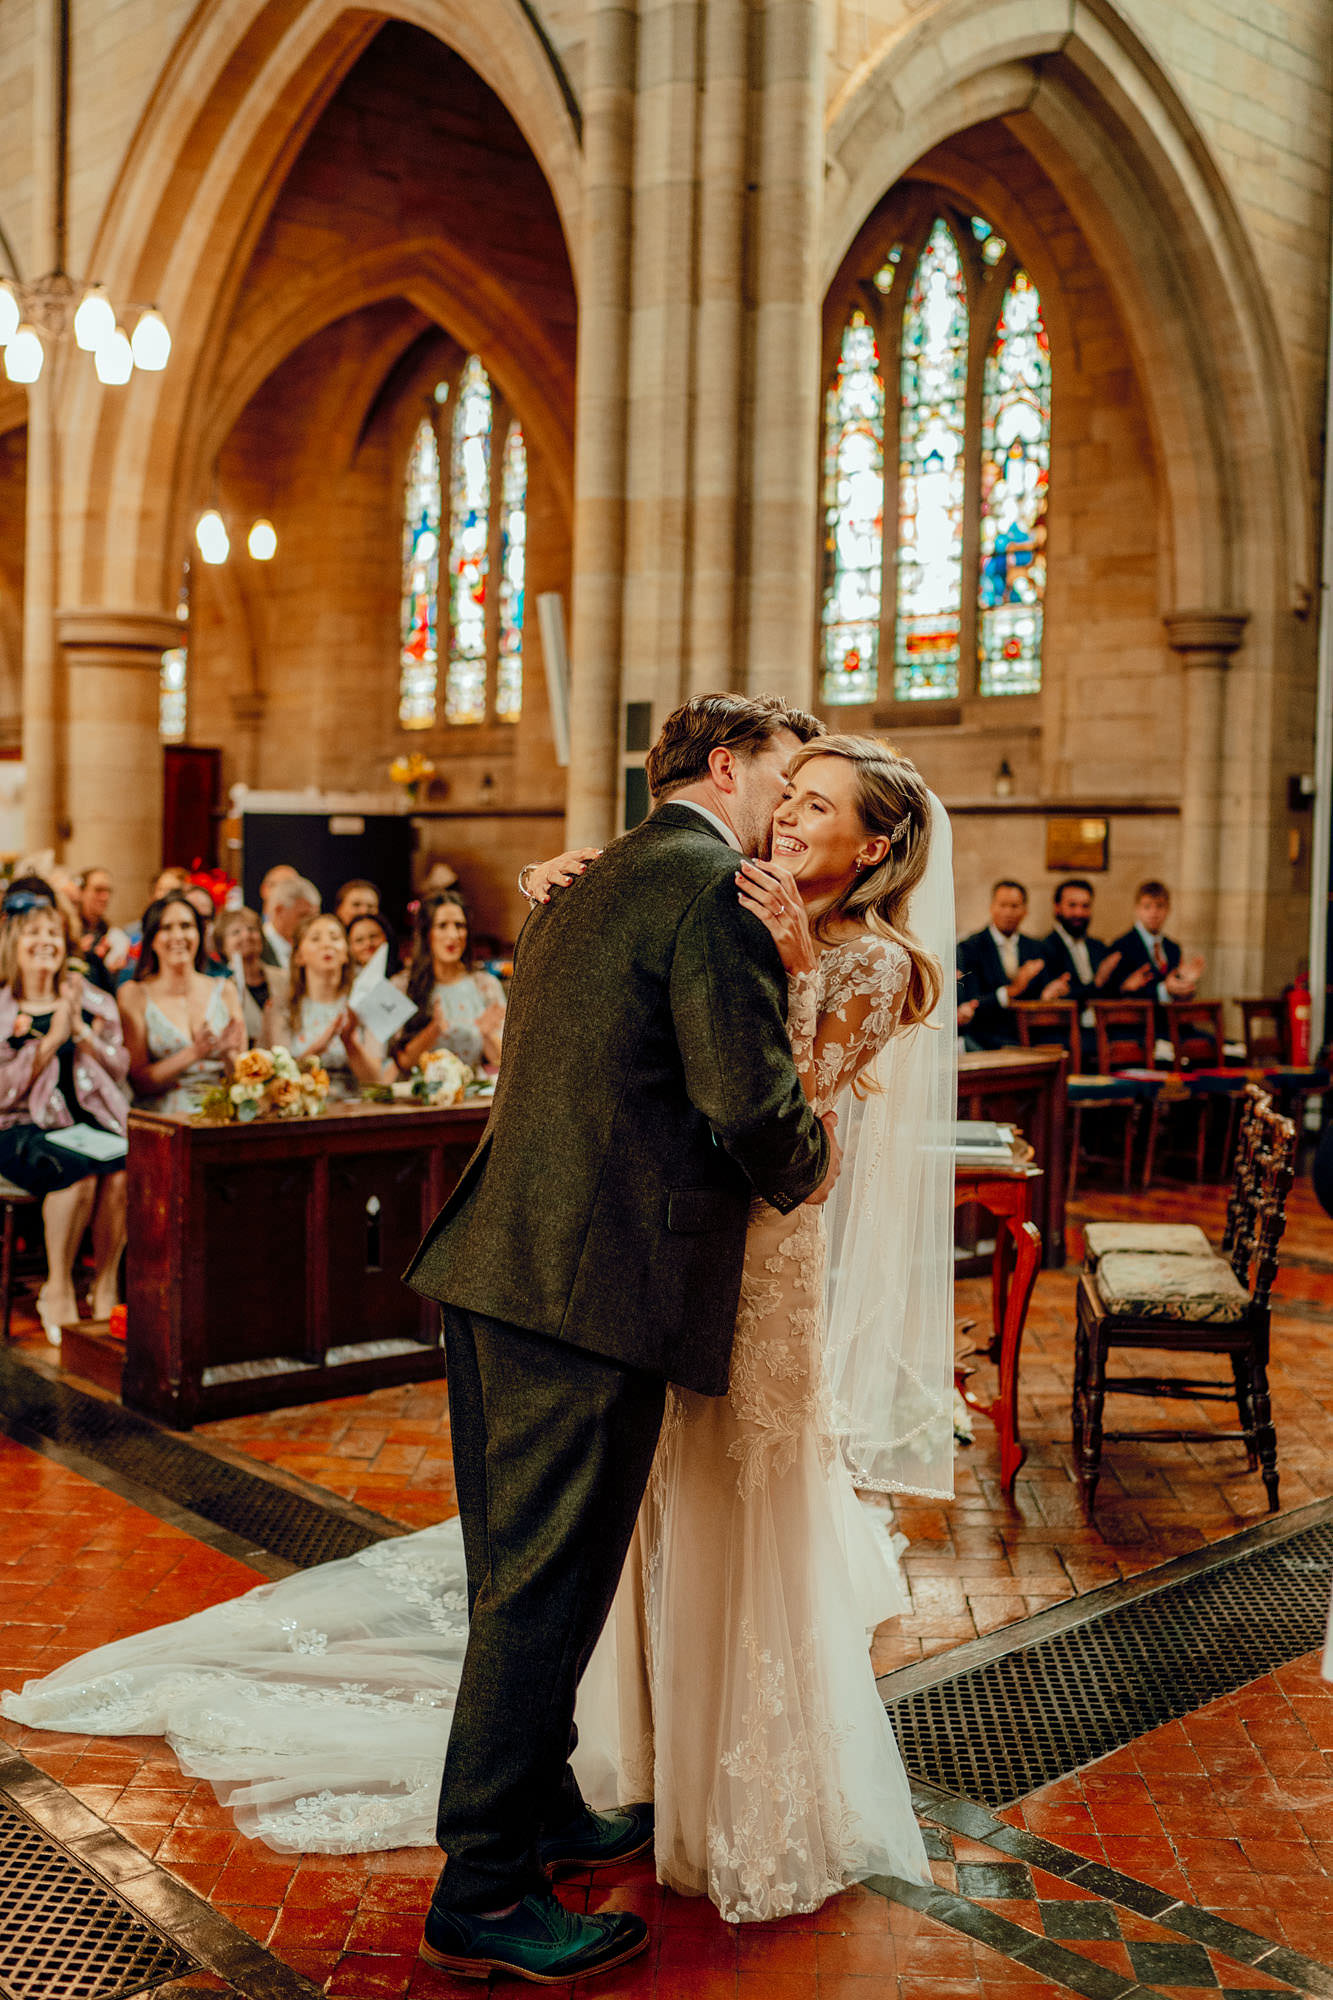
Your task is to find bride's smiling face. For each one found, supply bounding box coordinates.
[770,756,888,898]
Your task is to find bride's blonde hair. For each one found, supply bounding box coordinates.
[787,734,942,1032]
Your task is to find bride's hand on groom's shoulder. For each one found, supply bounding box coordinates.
[522,847,602,904]
[736,860,816,977]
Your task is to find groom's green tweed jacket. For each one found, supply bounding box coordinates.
[404,803,828,1395]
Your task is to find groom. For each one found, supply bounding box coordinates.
[405,692,836,1982]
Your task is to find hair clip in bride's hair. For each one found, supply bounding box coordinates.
[889,811,911,844]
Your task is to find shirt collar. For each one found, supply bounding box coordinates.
[1135,922,1162,949]
[671,798,743,853]
[989,924,1018,951]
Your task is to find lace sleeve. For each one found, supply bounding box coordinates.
[812,938,909,1107]
[785,970,819,1100]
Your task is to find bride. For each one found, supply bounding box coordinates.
[3,735,956,1925]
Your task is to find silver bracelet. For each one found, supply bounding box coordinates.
[517,863,540,903]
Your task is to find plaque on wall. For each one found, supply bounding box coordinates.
[1045,815,1109,872]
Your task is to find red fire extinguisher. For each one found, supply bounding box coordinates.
[1288,969,1312,1066]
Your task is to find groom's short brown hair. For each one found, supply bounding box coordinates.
[646,693,824,799]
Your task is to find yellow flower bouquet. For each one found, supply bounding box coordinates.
[196,1046,331,1124]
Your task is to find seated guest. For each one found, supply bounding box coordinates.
[76,867,130,975]
[335,878,380,928]
[264,914,390,1097]
[345,909,401,972]
[184,884,228,976]
[957,880,1051,1048]
[391,894,505,1074]
[119,896,246,1115]
[216,906,273,1042]
[261,875,320,970]
[1039,878,1113,1062]
[1104,881,1205,1022]
[0,895,131,1341]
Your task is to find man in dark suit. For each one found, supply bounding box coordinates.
[1104,880,1204,1031]
[957,879,1051,1048]
[405,694,834,1984]
[1038,878,1114,1063]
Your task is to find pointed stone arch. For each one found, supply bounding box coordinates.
[823,0,1310,618]
[56,0,581,610]
[822,0,1315,988]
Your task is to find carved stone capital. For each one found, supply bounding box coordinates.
[1163,609,1249,669]
[56,608,184,660]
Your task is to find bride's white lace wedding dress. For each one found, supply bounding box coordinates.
[609,935,929,1917]
[1,935,930,1913]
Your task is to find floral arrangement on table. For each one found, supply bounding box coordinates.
[389,752,437,807]
[195,1046,331,1124]
[363,1046,473,1109]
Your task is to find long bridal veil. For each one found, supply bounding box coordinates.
[823,791,957,1500]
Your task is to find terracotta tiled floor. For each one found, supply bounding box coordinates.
[999,1650,1333,1967]
[3,1172,1333,1995]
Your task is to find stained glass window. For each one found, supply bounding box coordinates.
[895,218,968,702]
[819,310,885,705]
[398,418,442,728]
[159,648,187,742]
[159,567,190,742]
[496,422,527,724]
[445,356,493,726]
[979,270,1050,696]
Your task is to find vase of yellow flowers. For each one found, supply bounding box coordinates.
[390,752,437,808]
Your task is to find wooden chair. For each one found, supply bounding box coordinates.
[1014,1001,1091,1197]
[1237,997,1329,1134]
[1081,1083,1271,1271]
[1058,999,1159,1193]
[1013,1000,1080,1070]
[1073,1096,1296,1513]
[1157,1000,1246,1181]
[1238,1000,1283,1067]
[0,1175,39,1342]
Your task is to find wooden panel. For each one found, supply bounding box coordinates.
[326,1149,437,1349]
[201,1160,311,1365]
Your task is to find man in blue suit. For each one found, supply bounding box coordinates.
[957,880,1051,1048]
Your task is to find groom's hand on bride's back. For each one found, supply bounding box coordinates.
[805,1111,842,1206]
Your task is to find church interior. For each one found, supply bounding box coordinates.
[0,0,1332,1994]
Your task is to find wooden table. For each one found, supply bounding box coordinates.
[123,1099,489,1426]
[958,1047,1067,1266]
[954,1158,1044,1493]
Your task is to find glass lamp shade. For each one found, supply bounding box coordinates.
[73,286,116,353]
[247,518,277,561]
[3,325,44,384]
[0,283,19,348]
[130,309,171,372]
[195,510,230,565]
[93,329,134,385]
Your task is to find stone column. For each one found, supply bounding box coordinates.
[1164,609,1248,966]
[745,0,822,701]
[564,0,636,846]
[58,609,180,917]
[686,0,747,696]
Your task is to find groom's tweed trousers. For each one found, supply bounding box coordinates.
[431,1306,664,1912]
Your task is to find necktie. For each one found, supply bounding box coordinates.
[1152,938,1167,974]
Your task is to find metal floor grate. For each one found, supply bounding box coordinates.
[0,1801,193,1999]
[888,1515,1333,1806]
[0,1351,393,1568]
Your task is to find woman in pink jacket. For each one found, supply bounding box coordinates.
[0,893,130,1341]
